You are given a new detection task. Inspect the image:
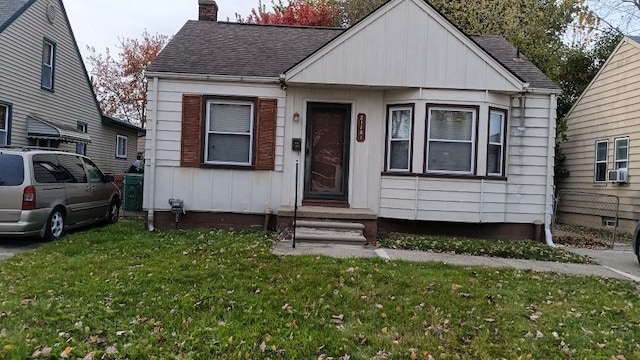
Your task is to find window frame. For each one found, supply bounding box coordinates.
[385,104,414,173]
[0,101,11,146]
[594,139,608,183]
[425,104,479,175]
[116,134,128,159]
[41,38,56,91]
[487,107,508,177]
[76,122,88,155]
[614,137,629,170]
[203,98,256,167]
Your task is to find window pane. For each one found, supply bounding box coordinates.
[41,65,52,88]
[488,144,502,174]
[43,43,53,64]
[0,154,24,186]
[428,142,472,172]
[389,141,409,170]
[489,112,503,144]
[430,110,473,141]
[596,142,607,161]
[596,163,607,181]
[84,159,104,183]
[0,131,6,146]
[0,105,6,129]
[616,161,628,170]
[56,155,87,183]
[210,103,252,133]
[391,109,411,139]
[616,139,628,160]
[207,134,250,163]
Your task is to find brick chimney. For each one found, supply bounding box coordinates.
[199,0,218,21]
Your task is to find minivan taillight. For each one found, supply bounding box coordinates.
[22,185,36,210]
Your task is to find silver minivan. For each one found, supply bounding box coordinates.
[0,148,121,241]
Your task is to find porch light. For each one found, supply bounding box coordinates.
[293,112,300,122]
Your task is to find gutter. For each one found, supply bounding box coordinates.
[544,93,557,247]
[147,77,160,232]
[144,71,279,84]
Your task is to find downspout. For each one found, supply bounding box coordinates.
[147,76,160,231]
[544,93,557,247]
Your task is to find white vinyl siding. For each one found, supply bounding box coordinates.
[488,110,505,176]
[614,137,629,170]
[594,140,607,182]
[116,134,128,159]
[205,100,254,166]
[41,39,55,90]
[426,107,476,173]
[386,105,412,172]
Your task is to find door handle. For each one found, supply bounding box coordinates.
[86,185,91,192]
[91,185,96,192]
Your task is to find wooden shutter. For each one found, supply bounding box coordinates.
[181,94,203,167]
[254,98,277,170]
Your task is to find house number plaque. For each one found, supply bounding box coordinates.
[356,113,366,142]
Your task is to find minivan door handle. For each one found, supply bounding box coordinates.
[86,185,91,192]
[91,185,96,192]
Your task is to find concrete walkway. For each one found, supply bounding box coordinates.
[273,241,639,282]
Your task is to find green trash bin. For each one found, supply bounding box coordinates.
[123,174,144,211]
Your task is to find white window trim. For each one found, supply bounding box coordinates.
[116,134,128,159]
[614,137,629,170]
[426,106,477,174]
[204,99,255,166]
[386,105,413,172]
[594,139,608,183]
[42,40,55,90]
[488,110,506,176]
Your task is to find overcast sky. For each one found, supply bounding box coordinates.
[63,0,261,63]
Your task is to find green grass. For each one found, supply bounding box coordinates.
[378,233,595,264]
[1,221,639,359]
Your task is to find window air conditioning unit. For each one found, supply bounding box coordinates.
[608,168,628,183]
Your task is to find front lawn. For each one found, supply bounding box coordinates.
[378,233,594,264]
[1,221,639,359]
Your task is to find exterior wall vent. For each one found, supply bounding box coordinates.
[46,2,57,24]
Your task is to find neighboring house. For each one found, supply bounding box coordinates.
[144,0,560,242]
[558,36,640,234]
[0,0,143,175]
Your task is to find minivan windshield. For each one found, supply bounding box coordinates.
[0,154,24,186]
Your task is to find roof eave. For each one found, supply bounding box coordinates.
[145,71,281,84]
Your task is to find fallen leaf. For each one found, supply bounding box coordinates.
[484,318,495,323]
[105,346,118,355]
[259,341,266,352]
[381,327,388,334]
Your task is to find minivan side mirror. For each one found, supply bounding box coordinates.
[104,175,115,183]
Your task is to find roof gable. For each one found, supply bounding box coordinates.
[0,0,33,33]
[285,0,530,91]
[564,36,639,120]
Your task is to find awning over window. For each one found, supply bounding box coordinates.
[27,117,91,144]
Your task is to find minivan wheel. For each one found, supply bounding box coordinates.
[44,208,65,241]
[107,200,119,224]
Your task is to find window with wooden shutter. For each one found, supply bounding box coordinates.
[255,98,277,170]
[181,94,203,167]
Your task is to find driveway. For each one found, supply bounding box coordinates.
[564,244,640,281]
[0,238,42,261]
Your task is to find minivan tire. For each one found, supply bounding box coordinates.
[107,199,119,224]
[44,208,65,241]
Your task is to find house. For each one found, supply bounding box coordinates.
[0,0,143,175]
[143,0,560,242]
[558,36,640,234]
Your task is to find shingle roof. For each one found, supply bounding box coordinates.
[627,35,640,44]
[469,35,559,90]
[149,20,558,90]
[0,0,31,32]
[147,20,343,77]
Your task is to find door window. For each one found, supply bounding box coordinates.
[83,158,105,183]
[56,155,87,183]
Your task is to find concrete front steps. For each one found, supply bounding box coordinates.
[293,220,367,245]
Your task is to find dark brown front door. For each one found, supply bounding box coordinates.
[304,102,351,201]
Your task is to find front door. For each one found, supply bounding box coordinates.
[304,102,351,202]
